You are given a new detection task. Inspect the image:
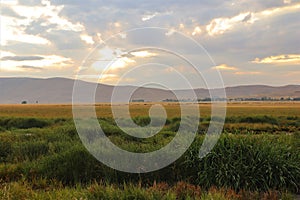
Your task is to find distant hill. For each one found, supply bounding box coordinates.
[0,77,299,104]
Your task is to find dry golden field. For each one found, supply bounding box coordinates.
[0,102,299,118]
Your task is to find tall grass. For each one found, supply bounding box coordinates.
[185,134,300,192]
[0,114,299,197]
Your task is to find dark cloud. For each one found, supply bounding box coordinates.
[44,30,85,50]
[1,56,44,61]
[25,18,56,35]
[17,65,44,70]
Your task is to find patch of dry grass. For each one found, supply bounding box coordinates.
[0,102,299,119]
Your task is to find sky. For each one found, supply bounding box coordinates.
[0,0,299,89]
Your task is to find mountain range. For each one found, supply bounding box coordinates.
[0,77,300,104]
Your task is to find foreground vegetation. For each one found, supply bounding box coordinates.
[1,181,296,200]
[0,103,299,199]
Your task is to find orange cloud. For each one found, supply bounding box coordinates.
[234,71,262,75]
[212,64,238,71]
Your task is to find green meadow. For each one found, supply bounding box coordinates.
[0,103,299,199]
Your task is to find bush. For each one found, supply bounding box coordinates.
[0,140,12,163]
[0,118,50,130]
[37,145,102,184]
[133,116,151,127]
[239,115,278,125]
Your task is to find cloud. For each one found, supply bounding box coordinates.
[91,47,136,72]
[205,3,300,36]
[192,26,202,36]
[259,2,300,16]
[1,0,85,46]
[0,4,25,19]
[0,54,73,71]
[1,55,44,61]
[17,65,44,70]
[12,2,84,32]
[206,12,256,36]
[99,73,119,83]
[252,54,300,65]
[80,34,95,45]
[0,50,15,57]
[141,11,173,21]
[130,50,157,58]
[1,0,18,5]
[234,71,262,75]
[0,16,51,46]
[45,30,85,50]
[212,64,238,71]
[283,0,292,4]
[142,12,159,21]
[1,0,299,87]
[98,73,135,85]
[109,57,136,70]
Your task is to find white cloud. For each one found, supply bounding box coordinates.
[141,11,173,21]
[0,15,51,45]
[205,3,300,36]
[253,54,300,65]
[1,0,85,46]
[92,47,136,71]
[12,2,84,32]
[142,12,159,21]
[130,50,157,58]
[0,50,15,57]
[206,12,255,36]
[109,57,135,70]
[0,0,17,5]
[80,34,95,45]
[260,3,300,16]
[192,26,202,36]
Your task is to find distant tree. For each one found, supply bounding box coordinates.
[21,101,27,104]
[293,97,300,101]
[131,99,144,102]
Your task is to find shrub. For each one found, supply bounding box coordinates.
[239,115,278,125]
[0,118,50,130]
[168,121,180,132]
[0,140,12,163]
[133,116,151,127]
[37,144,102,184]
